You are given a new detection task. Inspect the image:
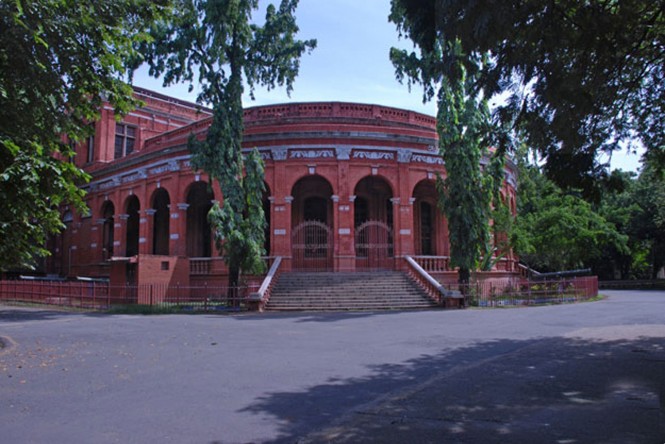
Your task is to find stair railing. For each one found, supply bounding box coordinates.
[405,256,448,305]
[249,256,282,311]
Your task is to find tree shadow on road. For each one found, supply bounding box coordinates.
[0,306,110,323]
[236,333,665,444]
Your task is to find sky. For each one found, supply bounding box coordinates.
[133,0,643,173]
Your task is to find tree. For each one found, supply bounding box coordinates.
[388,0,664,200]
[143,0,315,295]
[0,0,169,271]
[390,4,508,285]
[513,160,628,273]
[628,164,665,278]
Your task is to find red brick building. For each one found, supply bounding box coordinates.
[49,87,519,289]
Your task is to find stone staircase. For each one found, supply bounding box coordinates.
[265,271,439,311]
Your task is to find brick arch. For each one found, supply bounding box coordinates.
[150,187,170,255]
[185,181,214,258]
[412,179,443,256]
[285,169,338,199]
[100,200,115,260]
[290,175,335,270]
[352,175,394,227]
[182,178,215,203]
[350,173,397,200]
[290,174,334,226]
[123,195,141,257]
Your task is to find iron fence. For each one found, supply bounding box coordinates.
[0,280,259,312]
[0,276,599,311]
[439,276,599,307]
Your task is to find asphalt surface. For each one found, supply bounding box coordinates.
[1,290,664,443]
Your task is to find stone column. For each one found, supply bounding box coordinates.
[335,147,355,272]
[272,196,292,271]
[141,209,156,255]
[169,203,189,257]
[117,213,129,257]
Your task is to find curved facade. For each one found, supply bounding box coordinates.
[52,88,518,286]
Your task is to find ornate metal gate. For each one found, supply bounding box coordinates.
[292,221,333,271]
[355,220,394,270]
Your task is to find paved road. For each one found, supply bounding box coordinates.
[1,290,664,443]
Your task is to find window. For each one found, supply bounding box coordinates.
[114,124,136,159]
[86,135,95,163]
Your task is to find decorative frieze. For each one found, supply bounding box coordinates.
[121,169,147,184]
[411,154,444,165]
[353,151,394,161]
[99,177,120,190]
[290,149,334,159]
[149,159,180,175]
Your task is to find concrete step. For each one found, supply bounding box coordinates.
[266,271,437,311]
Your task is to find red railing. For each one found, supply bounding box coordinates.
[412,256,450,272]
[0,280,257,312]
[0,280,113,309]
[405,256,446,305]
[249,256,283,311]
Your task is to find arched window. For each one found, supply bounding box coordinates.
[101,201,115,260]
[125,196,140,257]
[186,182,213,258]
[151,188,170,255]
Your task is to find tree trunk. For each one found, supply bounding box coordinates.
[458,267,470,292]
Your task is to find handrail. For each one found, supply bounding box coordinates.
[405,256,447,304]
[249,256,282,311]
[410,255,450,272]
[518,263,541,278]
